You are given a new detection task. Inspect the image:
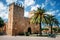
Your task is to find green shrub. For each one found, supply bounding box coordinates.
[53,28,57,32]
[42,28,49,31]
[24,32,30,36]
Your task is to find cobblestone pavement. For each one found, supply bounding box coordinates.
[0,35,60,40]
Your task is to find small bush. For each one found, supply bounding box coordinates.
[48,33,56,38]
[24,32,30,36]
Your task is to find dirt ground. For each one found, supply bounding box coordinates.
[0,35,60,40]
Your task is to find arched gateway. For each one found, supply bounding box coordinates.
[28,27,31,34]
[6,3,40,36]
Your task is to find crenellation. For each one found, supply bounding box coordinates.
[7,3,40,36]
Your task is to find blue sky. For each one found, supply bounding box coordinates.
[0,0,60,23]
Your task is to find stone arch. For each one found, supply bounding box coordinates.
[28,27,31,34]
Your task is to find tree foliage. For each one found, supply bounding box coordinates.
[30,7,48,35]
[0,17,4,28]
[30,7,60,35]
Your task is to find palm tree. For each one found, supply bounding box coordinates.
[46,15,59,34]
[53,18,60,33]
[30,7,48,36]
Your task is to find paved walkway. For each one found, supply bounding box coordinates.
[0,35,60,40]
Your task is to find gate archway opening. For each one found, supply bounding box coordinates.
[28,27,31,34]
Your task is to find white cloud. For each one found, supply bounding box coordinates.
[0,0,24,22]
[58,13,60,16]
[45,11,55,15]
[56,10,59,13]
[45,10,59,15]
[24,11,29,17]
[6,0,17,5]
[24,0,35,7]
[45,0,50,3]
[0,12,8,19]
[41,3,45,9]
[24,0,35,17]
[45,0,50,7]
[0,2,8,20]
[40,0,50,9]
[31,4,40,11]
[18,1,23,4]
[44,0,56,7]
[45,0,49,3]
[6,0,24,7]
[0,2,6,11]
[50,1,56,6]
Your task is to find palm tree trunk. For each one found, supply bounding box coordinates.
[50,24,53,34]
[39,23,42,36]
[39,16,42,36]
[56,26,59,34]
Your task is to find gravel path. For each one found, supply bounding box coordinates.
[0,35,60,40]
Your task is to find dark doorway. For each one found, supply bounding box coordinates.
[28,27,31,34]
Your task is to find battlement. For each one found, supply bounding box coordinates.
[7,2,24,35]
[9,2,24,8]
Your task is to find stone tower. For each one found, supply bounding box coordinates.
[7,3,24,35]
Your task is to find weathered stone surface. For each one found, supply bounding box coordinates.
[7,3,40,36]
